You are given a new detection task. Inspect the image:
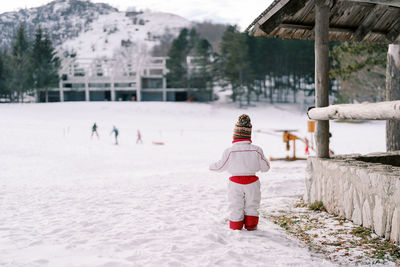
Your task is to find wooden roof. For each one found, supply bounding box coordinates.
[246,0,400,44]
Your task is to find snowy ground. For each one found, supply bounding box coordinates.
[0,101,386,266]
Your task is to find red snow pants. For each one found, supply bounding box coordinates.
[228,176,260,230]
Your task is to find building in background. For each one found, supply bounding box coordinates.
[38,55,212,102]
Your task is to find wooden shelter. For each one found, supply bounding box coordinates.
[247,0,400,157]
[247,0,400,44]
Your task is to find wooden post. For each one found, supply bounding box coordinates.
[85,74,89,102]
[386,44,400,151]
[59,80,64,102]
[315,0,330,158]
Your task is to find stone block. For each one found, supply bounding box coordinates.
[373,196,385,236]
[390,208,400,243]
[362,199,372,228]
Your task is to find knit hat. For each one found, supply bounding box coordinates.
[233,114,252,140]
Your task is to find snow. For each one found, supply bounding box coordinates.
[0,101,386,266]
[61,10,191,59]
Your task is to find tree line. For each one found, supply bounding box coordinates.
[167,25,388,105]
[0,24,60,103]
[166,25,316,104]
[330,42,387,103]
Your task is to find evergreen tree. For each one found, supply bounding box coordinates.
[0,50,12,101]
[166,28,214,97]
[330,42,387,103]
[31,27,60,102]
[218,26,250,102]
[190,38,213,98]
[0,51,5,98]
[166,28,190,88]
[10,23,32,102]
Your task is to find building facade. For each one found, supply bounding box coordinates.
[39,56,210,102]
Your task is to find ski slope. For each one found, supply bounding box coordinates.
[0,101,386,266]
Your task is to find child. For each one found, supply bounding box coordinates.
[209,114,270,230]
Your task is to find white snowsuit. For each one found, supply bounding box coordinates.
[209,140,270,230]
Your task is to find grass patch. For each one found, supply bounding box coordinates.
[267,198,400,265]
[350,226,400,262]
[308,201,326,212]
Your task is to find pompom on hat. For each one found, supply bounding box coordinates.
[233,114,252,140]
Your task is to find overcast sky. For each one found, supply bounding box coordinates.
[0,0,273,30]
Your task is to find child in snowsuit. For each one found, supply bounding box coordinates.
[209,114,270,230]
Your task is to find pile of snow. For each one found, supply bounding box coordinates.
[0,101,385,266]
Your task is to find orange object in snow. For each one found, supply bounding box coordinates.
[152,141,165,145]
[308,120,316,133]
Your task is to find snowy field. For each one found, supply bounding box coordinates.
[0,101,385,266]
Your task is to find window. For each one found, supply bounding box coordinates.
[115,83,136,88]
[151,59,163,64]
[72,83,85,88]
[149,69,163,75]
[88,83,110,88]
[141,78,163,89]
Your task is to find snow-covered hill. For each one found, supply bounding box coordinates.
[0,0,192,59]
[0,0,117,49]
[61,9,192,59]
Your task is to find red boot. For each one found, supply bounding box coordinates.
[244,215,259,230]
[229,220,244,230]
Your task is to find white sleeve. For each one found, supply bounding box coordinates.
[209,149,230,172]
[257,147,270,172]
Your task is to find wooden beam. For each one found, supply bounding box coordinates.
[280,23,355,33]
[258,0,291,26]
[386,11,400,43]
[308,101,400,120]
[280,22,391,35]
[343,0,400,8]
[315,0,330,158]
[250,23,268,37]
[298,0,316,21]
[354,5,387,41]
[260,0,308,34]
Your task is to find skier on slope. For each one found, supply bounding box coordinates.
[91,122,99,139]
[110,125,119,145]
[209,114,270,230]
[136,129,143,144]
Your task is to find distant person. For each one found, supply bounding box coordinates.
[136,129,143,144]
[110,126,119,145]
[91,123,99,139]
[329,132,334,156]
[209,114,270,231]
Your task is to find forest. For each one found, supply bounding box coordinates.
[0,24,60,103]
[164,25,388,105]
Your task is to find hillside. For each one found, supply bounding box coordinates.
[0,0,117,49]
[0,0,192,59]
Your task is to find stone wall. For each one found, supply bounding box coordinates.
[304,151,400,242]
